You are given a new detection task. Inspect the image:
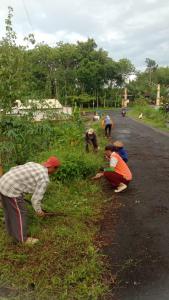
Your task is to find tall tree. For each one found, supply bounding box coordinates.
[0,7,27,112]
[145,58,158,84]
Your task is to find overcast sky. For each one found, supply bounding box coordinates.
[0,0,169,70]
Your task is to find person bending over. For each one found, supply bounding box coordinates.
[0,156,61,245]
[85,128,98,152]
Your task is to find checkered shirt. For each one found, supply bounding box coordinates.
[0,162,49,212]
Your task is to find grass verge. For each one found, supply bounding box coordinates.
[128,104,169,132]
[0,117,109,300]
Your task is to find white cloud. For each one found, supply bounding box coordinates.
[0,0,169,69]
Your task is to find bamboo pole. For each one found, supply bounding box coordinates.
[156,84,160,106]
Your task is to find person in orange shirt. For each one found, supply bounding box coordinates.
[93,144,132,193]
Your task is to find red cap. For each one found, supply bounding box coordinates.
[43,156,61,168]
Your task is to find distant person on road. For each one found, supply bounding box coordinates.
[0,156,61,245]
[121,108,126,117]
[85,128,98,152]
[113,141,128,163]
[104,115,113,137]
[92,144,132,193]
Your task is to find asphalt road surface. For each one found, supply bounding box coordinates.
[100,111,169,300]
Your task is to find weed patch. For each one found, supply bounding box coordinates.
[0,116,109,299]
[129,104,169,131]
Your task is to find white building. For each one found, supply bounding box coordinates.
[12,99,72,121]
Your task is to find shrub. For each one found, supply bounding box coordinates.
[54,153,99,182]
[0,115,85,168]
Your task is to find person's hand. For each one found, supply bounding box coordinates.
[104,155,110,161]
[36,210,45,217]
[92,172,104,180]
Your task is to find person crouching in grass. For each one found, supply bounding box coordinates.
[93,145,132,193]
[0,156,61,245]
[85,128,99,152]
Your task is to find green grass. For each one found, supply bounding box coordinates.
[0,118,109,299]
[128,104,169,131]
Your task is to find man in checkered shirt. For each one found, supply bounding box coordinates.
[0,156,61,245]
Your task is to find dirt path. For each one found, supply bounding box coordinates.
[100,111,169,300]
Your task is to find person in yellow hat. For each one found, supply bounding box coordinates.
[113,141,128,163]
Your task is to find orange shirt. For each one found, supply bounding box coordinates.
[110,152,132,181]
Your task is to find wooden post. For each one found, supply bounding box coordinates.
[122,88,127,107]
[156,84,160,106]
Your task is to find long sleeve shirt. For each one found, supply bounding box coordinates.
[0,162,49,212]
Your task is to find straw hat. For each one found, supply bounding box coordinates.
[113,140,124,148]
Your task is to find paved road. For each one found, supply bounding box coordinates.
[101,111,169,300]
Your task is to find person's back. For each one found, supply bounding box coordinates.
[118,148,128,163]
[105,115,112,125]
[85,129,98,152]
[0,156,60,244]
[104,115,113,137]
[0,162,49,199]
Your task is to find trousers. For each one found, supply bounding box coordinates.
[1,193,27,242]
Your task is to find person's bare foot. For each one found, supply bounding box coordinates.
[114,183,127,193]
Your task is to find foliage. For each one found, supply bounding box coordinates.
[0,8,135,111]
[129,103,168,129]
[127,58,169,104]
[0,180,107,299]
[0,116,57,166]
[0,114,109,299]
[0,7,25,112]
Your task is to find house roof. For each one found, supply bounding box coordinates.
[15,99,62,110]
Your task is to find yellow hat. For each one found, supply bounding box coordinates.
[113,140,124,148]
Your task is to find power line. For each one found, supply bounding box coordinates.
[21,0,34,32]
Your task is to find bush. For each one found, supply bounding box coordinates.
[0,115,85,168]
[0,116,58,166]
[55,153,99,182]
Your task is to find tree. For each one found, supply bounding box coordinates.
[0,8,138,109]
[145,58,158,84]
[117,58,135,85]
[0,7,28,112]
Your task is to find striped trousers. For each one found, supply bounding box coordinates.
[0,193,27,242]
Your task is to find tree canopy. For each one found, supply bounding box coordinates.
[0,7,169,110]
